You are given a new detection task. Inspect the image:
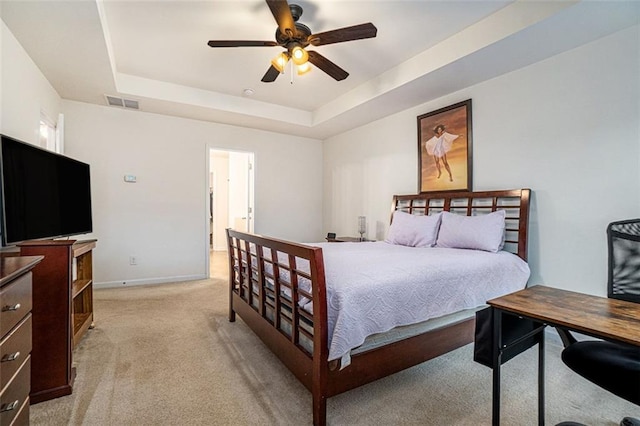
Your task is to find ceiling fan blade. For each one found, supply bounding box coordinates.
[266,0,297,38]
[307,51,348,81]
[308,23,377,46]
[208,40,278,48]
[261,65,281,83]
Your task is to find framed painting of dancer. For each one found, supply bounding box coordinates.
[418,99,473,193]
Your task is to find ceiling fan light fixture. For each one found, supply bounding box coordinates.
[297,62,311,76]
[291,45,309,66]
[271,52,290,73]
[207,2,377,83]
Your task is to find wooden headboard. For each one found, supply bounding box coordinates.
[391,189,531,261]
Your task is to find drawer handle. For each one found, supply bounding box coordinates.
[0,400,19,412]
[1,303,21,312]
[1,351,20,362]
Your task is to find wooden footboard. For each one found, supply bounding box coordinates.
[226,189,531,426]
[226,230,330,425]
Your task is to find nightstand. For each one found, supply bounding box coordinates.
[326,236,375,242]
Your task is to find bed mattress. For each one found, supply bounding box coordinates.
[309,241,530,367]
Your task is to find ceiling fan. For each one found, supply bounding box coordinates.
[207,0,377,82]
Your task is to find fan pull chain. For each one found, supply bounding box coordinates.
[290,60,294,85]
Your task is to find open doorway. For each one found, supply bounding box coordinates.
[208,149,254,277]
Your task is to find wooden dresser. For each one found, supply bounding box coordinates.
[0,256,43,426]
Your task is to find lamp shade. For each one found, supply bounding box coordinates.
[297,62,311,75]
[291,46,309,65]
[271,52,289,73]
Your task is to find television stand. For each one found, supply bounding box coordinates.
[18,239,97,403]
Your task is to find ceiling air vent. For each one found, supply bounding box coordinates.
[104,95,140,110]
[123,99,139,109]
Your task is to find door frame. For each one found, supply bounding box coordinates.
[205,145,255,278]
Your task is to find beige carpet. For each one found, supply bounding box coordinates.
[30,252,638,425]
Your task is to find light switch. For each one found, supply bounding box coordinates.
[124,175,137,183]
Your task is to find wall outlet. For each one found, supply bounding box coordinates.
[129,256,137,265]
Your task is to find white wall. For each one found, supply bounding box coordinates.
[0,20,61,145]
[62,101,323,287]
[323,25,640,297]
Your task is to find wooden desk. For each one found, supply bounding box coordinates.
[487,285,640,426]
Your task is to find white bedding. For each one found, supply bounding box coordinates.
[308,241,530,367]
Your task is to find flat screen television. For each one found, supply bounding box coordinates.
[0,134,93,246]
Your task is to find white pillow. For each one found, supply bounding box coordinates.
[436,210,506,252]
[385,211,442,247]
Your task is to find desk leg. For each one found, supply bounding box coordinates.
[538,329,545,426]
[492,309,503,426]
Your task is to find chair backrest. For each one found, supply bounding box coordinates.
[608,219,640,303]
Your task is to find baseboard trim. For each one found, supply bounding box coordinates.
[94,274,207,289]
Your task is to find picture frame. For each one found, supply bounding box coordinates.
[417,99,472,193]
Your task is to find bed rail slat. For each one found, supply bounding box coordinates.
[270,248,282,330]
[288,254,300,346]
[255,242,266,317]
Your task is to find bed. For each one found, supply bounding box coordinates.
[226,189,531,425]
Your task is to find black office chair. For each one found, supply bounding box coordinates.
[556,219,640,426]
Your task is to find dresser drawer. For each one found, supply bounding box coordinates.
[0,314,32,393]
[0,356,30,426]
[0,273,32,337]
[9,397,29,426]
